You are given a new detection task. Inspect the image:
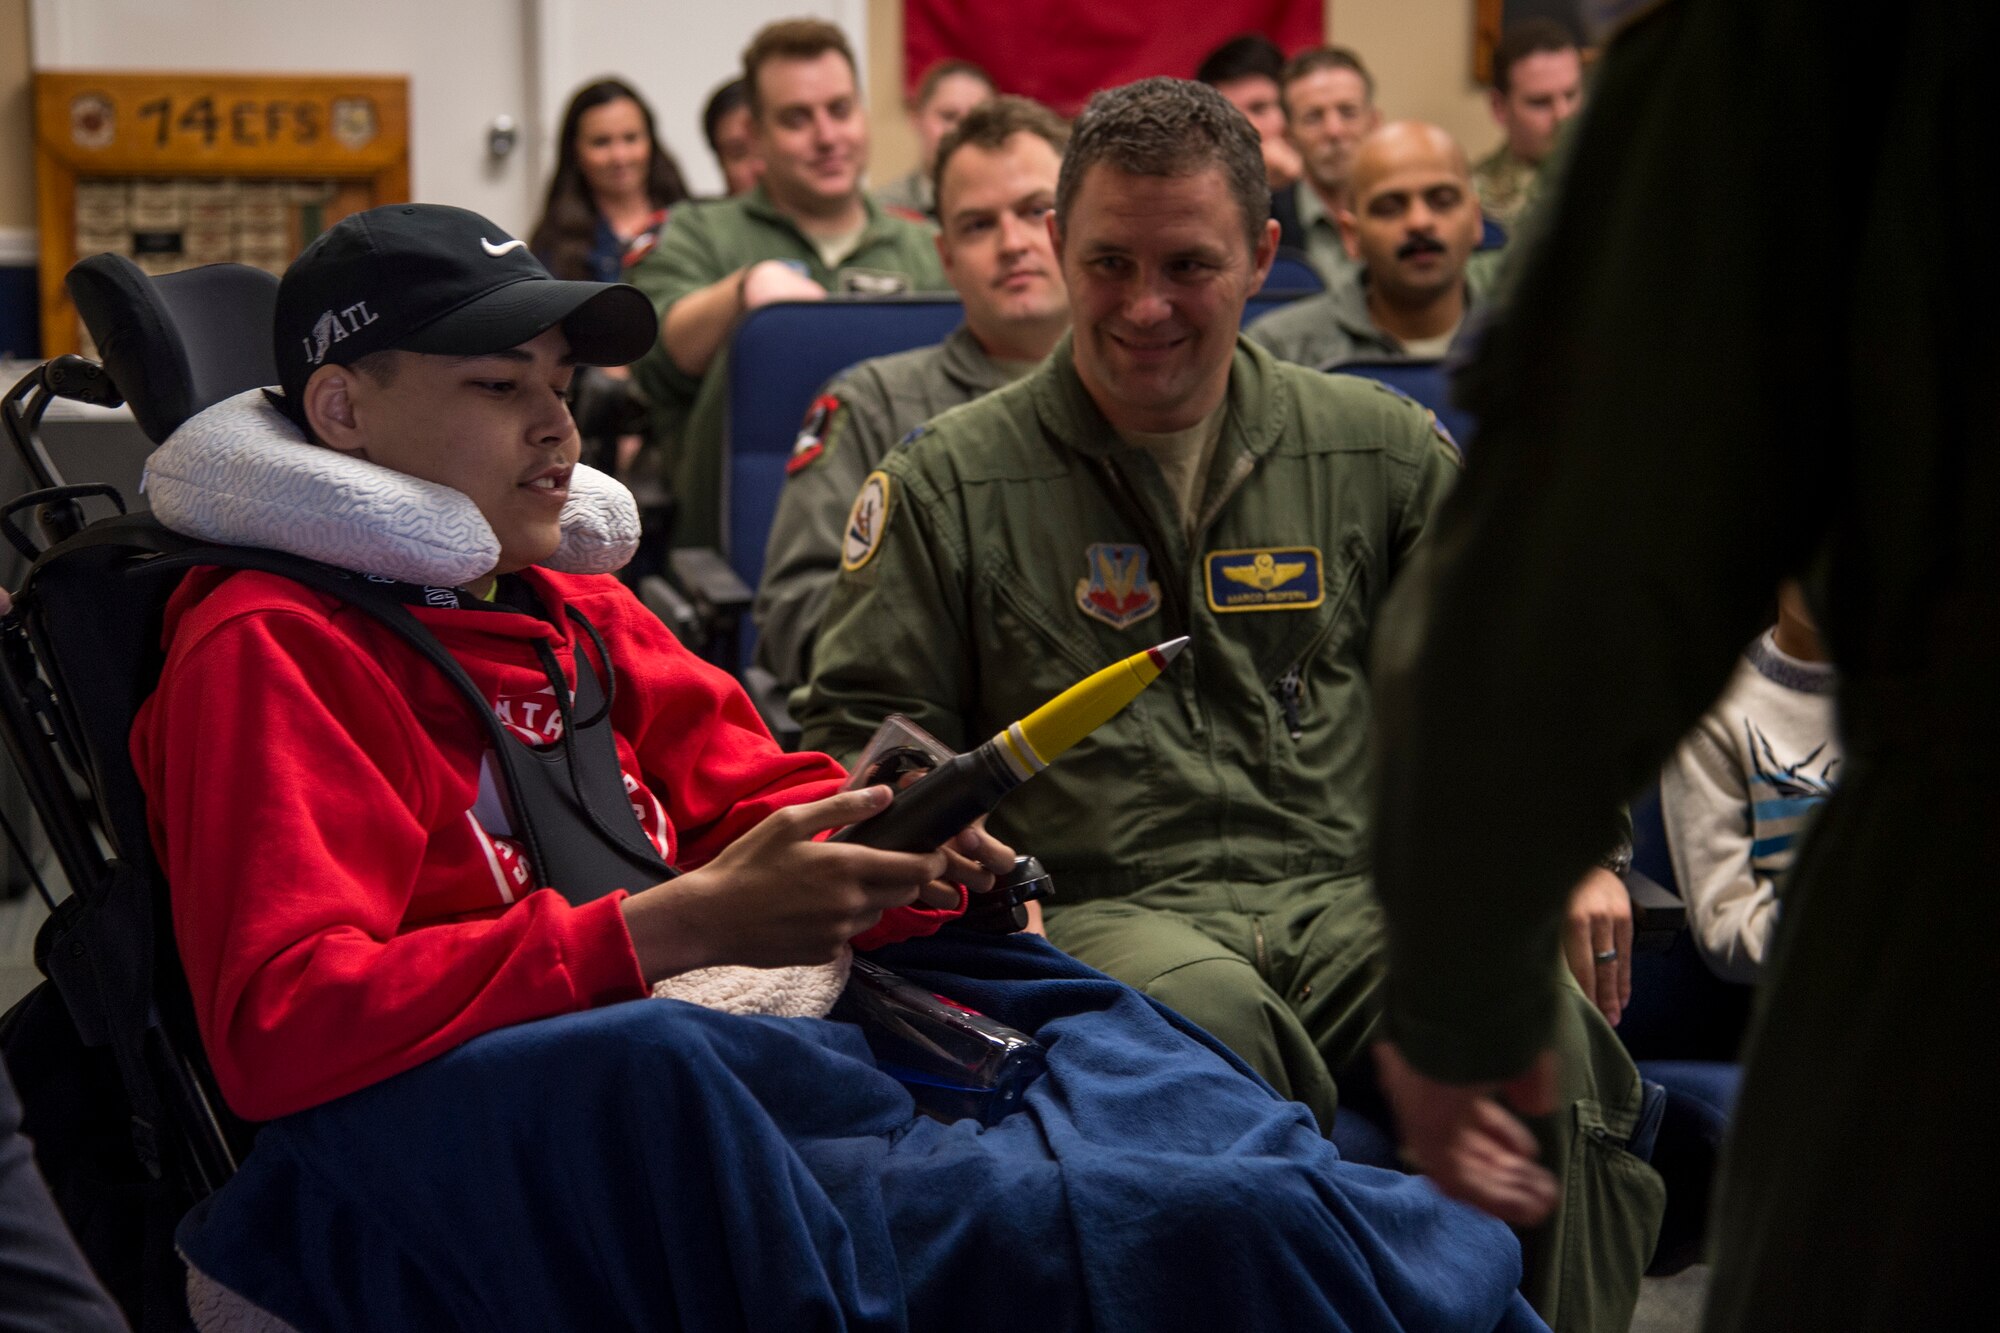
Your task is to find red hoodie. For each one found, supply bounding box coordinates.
[131,565,957,1121]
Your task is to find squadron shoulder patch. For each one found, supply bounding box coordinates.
[1425,410,1460,456]
[1362,380,1461,456]
[1075,543,1160,629]
[1205,546,1324,613]
[841,471,893,571]
[787,393,842,475]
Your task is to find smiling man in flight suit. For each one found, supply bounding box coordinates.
[797,77,1663,1333]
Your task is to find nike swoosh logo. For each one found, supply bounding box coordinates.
[481,237,527,257]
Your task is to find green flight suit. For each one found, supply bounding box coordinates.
[800,335,1663,1332]
[753,324,1021,691]
[1371,3,1996,1329]
[1247,271,1483,369]
[624,185,948,551]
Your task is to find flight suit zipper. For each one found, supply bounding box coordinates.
[1088,456,1202,732]
[1271,667,1305,741]
[1265,538,1369,746]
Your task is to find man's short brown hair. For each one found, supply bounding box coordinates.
[931,96,1070,211]
[1491,19,1579,95]
[742,18,858,119]
[1278,45,1376,109]
[1056,78,1268,250]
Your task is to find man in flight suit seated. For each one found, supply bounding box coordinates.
[798,78,1664,1333]
[1249,122,1490,371]
[627,18,948,549]
[755,95,1072,695]
[129,203,1543,1330]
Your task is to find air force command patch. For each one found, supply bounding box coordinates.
[1205,547,1323,612]
[1075,543,1160,629]
[842,471,892,571]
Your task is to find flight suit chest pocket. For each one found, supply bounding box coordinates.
[1238,530,1372,743]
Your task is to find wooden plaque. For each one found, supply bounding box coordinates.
[33,71,411,357]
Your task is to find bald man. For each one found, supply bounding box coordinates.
[1249,121,1487,369]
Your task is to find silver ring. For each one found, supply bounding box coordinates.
[1594,948,1619,963]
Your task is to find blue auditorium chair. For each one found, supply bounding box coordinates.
[1329,358,1477,455]
[724,297,965,603]
[692,297,967,723]
[1262,247,1325,295]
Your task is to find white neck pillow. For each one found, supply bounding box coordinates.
[143,388,641,587]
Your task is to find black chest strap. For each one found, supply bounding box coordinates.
[146,548,675,904]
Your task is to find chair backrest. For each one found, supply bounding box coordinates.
[1241,290,1305,328]
[725,297,966,586]
[1619,780,1755,1061]
[65,255,280,445]
[1329,359,1477,455]
[1262,248,1325,295]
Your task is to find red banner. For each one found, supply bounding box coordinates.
[905,0,1325,118]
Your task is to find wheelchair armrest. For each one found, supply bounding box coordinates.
[743,665,802,750]
[1623,869,1686,951]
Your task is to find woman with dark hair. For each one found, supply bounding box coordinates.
[530,78,689,284]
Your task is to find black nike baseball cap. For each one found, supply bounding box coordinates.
[272,203,657,423]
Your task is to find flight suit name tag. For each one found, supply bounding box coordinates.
[1205,547,1324,612]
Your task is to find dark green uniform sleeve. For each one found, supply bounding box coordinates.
[628,204,730,324]
[752,374,894,690]
[794,446,977,765]
[1371,0,1834,1085]
[626,206,728,407]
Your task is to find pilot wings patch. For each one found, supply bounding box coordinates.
[1205,547,1323,612]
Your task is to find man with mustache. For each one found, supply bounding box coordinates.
[798,78,1662,1333]
[626,18,947,550]
[1249,122,1487,371]
[756,96,1070,697]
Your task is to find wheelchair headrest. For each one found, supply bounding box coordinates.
[66,254,281,445]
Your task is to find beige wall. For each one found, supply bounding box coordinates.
[866,0,917,193]
[1334,0,1497,159]
[1,0,32,234]
[863,0,1501,185]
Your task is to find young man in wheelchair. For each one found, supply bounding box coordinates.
[129,203,1541,1330]
[133,204,987,1122]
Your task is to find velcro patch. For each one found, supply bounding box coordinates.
[1205,546,1324,613]
[837,268,913,296]
[841,471,893,571]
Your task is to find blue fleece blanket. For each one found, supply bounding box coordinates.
[178,932,1543,1332]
